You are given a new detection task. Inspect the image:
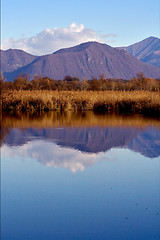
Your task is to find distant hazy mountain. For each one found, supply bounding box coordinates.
[121,36,160,68]
[3,41,160,81]
[1,49,37,73]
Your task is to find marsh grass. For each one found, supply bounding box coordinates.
[2,90,160,115]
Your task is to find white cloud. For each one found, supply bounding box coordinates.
[2,23,116,55]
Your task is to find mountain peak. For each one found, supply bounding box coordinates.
[2,48,37,57]
[1,48,37,73]
[53,41,110,54]
[124,36,160,48]
[121,36,160,68]
[144,36,159,41]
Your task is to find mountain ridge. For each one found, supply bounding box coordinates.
[1,49,37,73]
[120,36,160,68]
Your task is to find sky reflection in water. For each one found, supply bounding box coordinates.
[1,112,160,240]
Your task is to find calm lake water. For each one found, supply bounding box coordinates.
[1,111,160,240]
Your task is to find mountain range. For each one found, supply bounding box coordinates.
[1,36,160,81]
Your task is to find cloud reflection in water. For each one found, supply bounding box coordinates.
[3,140,116,172]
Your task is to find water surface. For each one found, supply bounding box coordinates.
[1,112,160,240]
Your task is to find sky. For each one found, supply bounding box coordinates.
[1,0,160,55]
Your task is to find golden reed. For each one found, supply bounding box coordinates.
[1,90,160,115]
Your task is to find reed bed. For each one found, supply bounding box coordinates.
[1,90,160,115]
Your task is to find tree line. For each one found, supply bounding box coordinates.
[1,73,160,91]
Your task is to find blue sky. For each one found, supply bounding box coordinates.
[1,0,160,55]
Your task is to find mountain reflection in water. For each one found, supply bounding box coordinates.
[1,111,160,172]
[1,111,160,240]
